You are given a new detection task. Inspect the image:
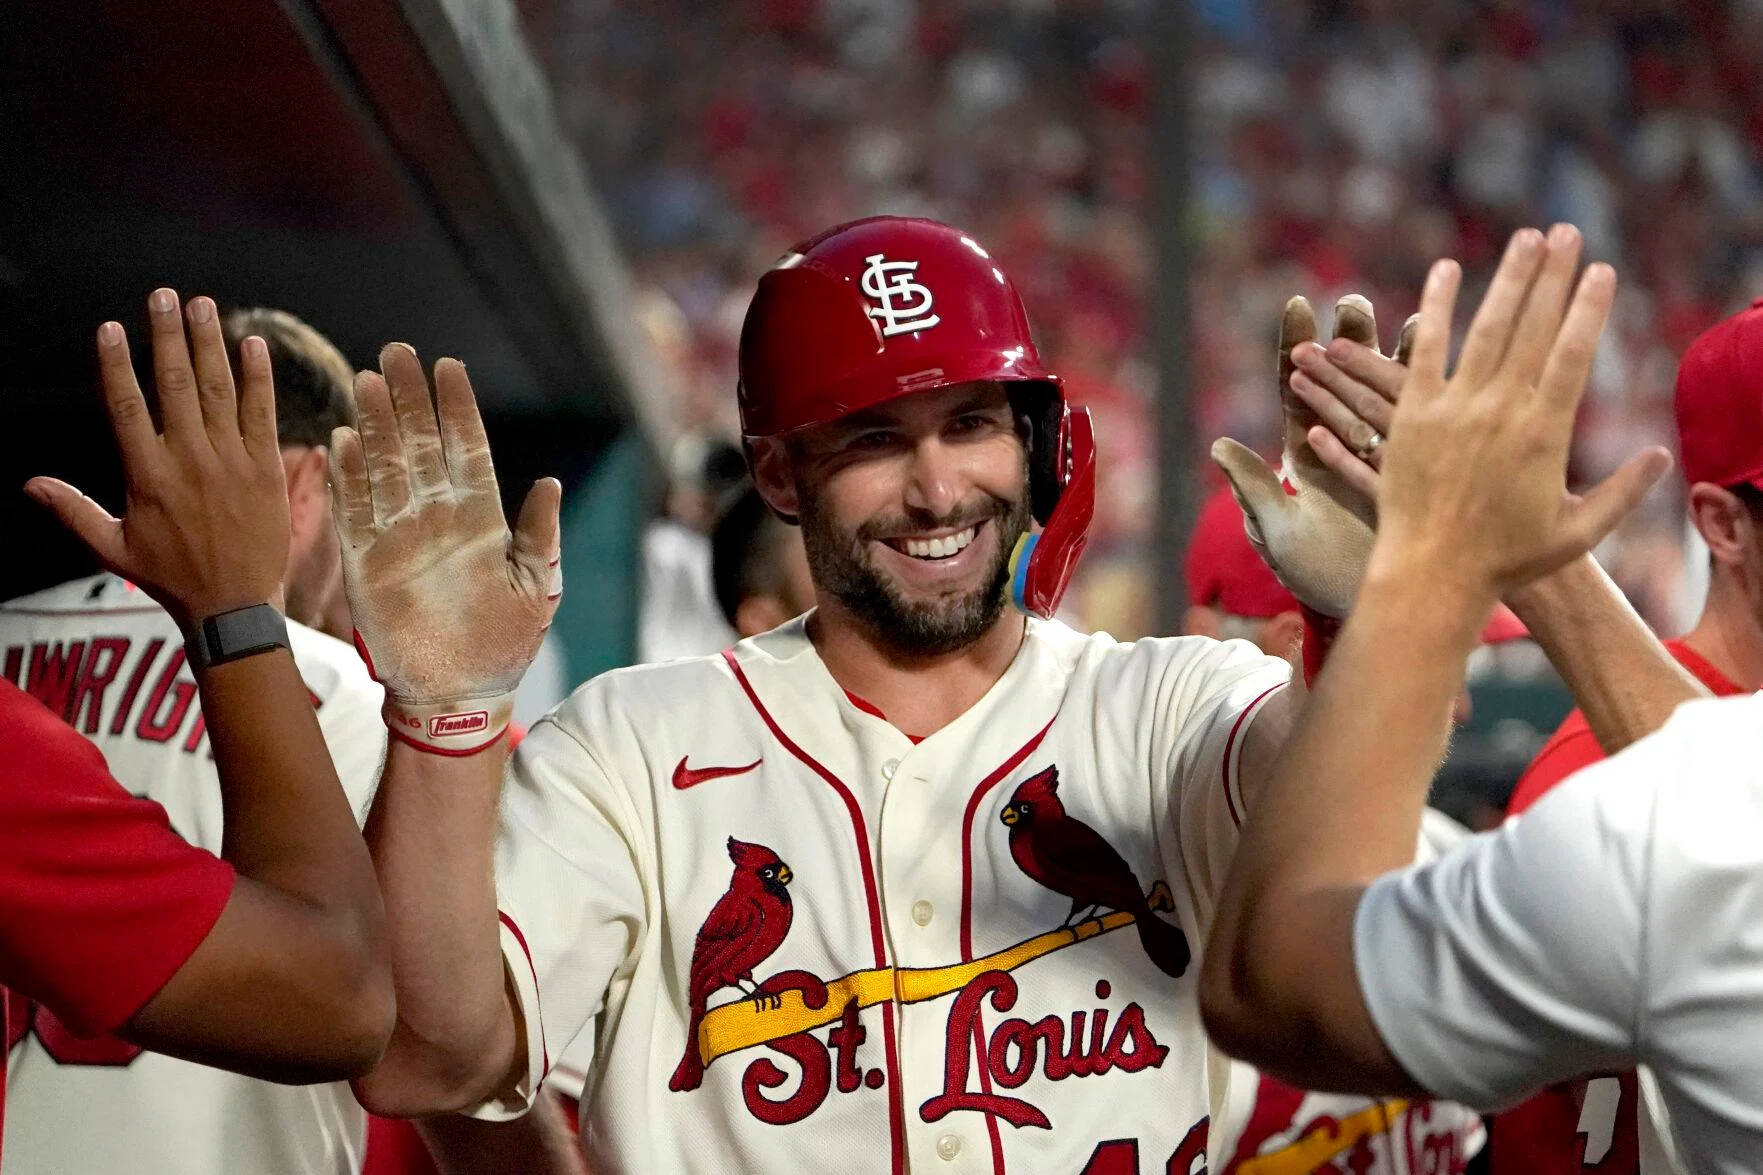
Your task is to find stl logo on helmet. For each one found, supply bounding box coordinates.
[859,253,941,337]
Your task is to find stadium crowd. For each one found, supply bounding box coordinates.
[522,0,1763,637]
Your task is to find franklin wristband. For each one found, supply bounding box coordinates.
[382,693,515,757]
[185,603,291,671]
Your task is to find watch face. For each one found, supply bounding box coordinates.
[190,604,288,668]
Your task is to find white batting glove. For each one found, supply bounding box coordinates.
[329,343,562,754]
[1210,295,1410,618]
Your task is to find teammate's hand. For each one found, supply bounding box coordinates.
[1371,225,1671,596]
[1283,314,1414,503]
[1209,294,1404,616]
[329,343,560,751]
[24,289,290,632]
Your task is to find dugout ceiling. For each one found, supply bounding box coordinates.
[0,0,642,599]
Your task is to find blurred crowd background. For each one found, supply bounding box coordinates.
[512,0,1763,820]
[6,0,1758,825]
[525,0,1762,635]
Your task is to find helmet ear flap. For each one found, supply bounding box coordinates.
[1013,382,1066,524]
[1010,403,1095,619]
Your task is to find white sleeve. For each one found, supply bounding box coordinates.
[469,714,649,1120]
[312,675,387,828]
[287,623,387,826]
[1155,636,1292,918]
[1352,750,1660,1110]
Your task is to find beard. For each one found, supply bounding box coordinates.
[796,477,1033,657]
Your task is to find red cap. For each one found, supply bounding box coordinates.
[1186,488,1300,618]
[1478,604,1529,645]
[1674,298,1763,490]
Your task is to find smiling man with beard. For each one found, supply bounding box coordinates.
[783,379,1034,662]
[334,218,1686,1175]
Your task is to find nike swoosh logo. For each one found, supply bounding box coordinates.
[672,756,763,790]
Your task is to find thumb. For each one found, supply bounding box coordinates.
[1563,447,1673,555]
[25,477,128,572]
[510,477,563,601]
[1211,438,1293,543]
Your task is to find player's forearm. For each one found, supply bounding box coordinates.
[1202,561,1483,1072]
[1505,554,1706,756]
[354,738,520,1115]
[122,648,395,1081]
[201,648,388,997]
[201,648,381,918]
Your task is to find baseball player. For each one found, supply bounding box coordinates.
[2,290,393,1166]
[1268,259,1763,1175]
[335,217,1652,1172]
[3,301,388,1174]
[1201,227,1763,1175]
[1483,299,1763,1175]
[1183,483,1489,1173]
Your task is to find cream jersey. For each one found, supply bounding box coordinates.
[477,615,1292,1173]
[0,573,386,1175]
[1357,693,1763,1175]
[1212,809,1487,1174]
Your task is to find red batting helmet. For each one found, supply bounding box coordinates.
[737,216,1095,619]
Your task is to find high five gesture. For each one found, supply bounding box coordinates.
[328,344,561,754]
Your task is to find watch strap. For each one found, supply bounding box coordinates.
[185,603,290,671]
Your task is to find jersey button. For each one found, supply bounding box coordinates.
[881,758,900,781]
[936,1134,962,1161]
[911,900,934,926]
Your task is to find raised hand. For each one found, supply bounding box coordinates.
[328,344,561,753]
[1284,314,1415,502]
[1210,294,1398,616]
[1371,225,1670,596]
[25,289,289,632]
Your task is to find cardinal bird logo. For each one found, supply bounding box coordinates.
[669,837,795,1092]
[1001,766,1191,979]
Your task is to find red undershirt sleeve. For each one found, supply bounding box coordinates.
[0,680,235,1036]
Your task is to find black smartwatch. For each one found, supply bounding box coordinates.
[185,603,291,670]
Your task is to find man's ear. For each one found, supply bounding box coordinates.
[746,437,799,521]
[1689,482,1749,566]
[282,445,329,546]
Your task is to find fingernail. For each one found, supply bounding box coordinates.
[1550,223,1578,247]
[98,321,123,347]
[189,297,213,324]
[151,288,176,313]
[242,335,267,362]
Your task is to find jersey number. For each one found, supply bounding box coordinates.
[1080,1118,1208,1174]
[7,996,142,1066]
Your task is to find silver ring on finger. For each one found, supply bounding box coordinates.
[1356,430,1384,462]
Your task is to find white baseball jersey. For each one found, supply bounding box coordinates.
[1211,809,1486,1174]
[0,574,386,1175]
[1357,692,1763,1175]
[476,614,1291,1173]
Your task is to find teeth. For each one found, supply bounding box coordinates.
[902,525,977,560]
